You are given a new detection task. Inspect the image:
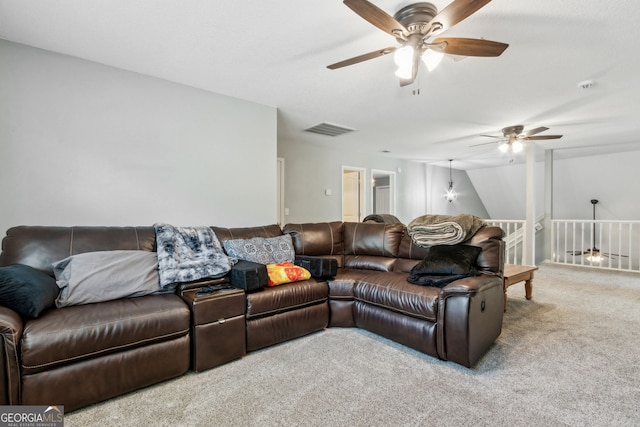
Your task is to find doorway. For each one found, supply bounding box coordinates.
[371,169,396,215]
[342,166,366,222]
[277,157,285,225]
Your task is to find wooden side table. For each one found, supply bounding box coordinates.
[503,264,538,312]
[181,287,246,372]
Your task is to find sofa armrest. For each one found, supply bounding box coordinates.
[437,273,504,367]
[441,272,503,296]
[0,306,24,405]
[176,277,230,293]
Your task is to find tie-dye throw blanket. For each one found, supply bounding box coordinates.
[154,223,233,289]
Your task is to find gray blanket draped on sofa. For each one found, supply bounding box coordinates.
[407,214,486,247]
[154,223,233,288]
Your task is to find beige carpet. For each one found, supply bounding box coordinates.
[66,263,640,426]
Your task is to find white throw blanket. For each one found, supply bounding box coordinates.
[154,223,233,289]
[407,214,486,247]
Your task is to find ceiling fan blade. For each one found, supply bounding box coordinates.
[424,0,492,35]
[327,47,396,69]
[567,250,589,256]
[603,252,629,258]
[521,126,549,137]
[525,135,563,140]
[431,37,508,57]
[343,0,408,37]
[470,140,500,147]
[399,77,414,87]
[480,134,502,138]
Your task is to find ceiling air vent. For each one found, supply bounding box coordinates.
[304,122,355,137]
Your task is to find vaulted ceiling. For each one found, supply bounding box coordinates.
[2,0,639,169]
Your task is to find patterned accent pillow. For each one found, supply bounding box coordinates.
[223,235,295,264]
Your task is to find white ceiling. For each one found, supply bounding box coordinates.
[2,0,640,169]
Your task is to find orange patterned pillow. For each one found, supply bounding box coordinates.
[266,262,311,286]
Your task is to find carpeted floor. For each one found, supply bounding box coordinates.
[66,263,640,426]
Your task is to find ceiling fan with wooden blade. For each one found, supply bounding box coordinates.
[327,0,509,87]
[327,47,397,70]
[567,200,629,260]
[472,125,563,153]
[343,0,409,36]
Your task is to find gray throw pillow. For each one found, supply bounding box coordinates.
[53,250,162,308]
[223,235,295,264]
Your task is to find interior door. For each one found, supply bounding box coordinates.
[343,168,365,222]
[371,169,396,216]
[375,185,390,214]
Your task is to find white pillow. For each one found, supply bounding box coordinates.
[53,250,162,308]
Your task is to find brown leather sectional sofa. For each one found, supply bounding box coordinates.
[0,221,504,411]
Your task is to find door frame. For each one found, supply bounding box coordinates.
[277,157,285,226]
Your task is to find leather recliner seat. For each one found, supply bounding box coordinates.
[212,225,329,352]
[283,221,505,367]
[0,226,191,412]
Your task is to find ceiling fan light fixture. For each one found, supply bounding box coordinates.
[498,143,509,153]
[393,45,413,68]
[586,249,602,263]
[511,140,524,153]
[393,44,414,78]
[422,49,443,71]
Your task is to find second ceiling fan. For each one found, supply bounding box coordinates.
[327,0,509,86]
[473,125,563,153]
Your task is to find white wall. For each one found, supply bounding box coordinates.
[552,150,640,220]
[467,161,545,220]
[277,139,426,224]
[468,149,640,221]
[425,164,489,218]
[8,38,632,240]
[277,139,493,225]
[0,40,277,234]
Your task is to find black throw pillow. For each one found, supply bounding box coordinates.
[410,244,482,276]
[0,264,60,319]
[407,273,471,288]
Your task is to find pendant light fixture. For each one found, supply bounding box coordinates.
[445,159,457,203]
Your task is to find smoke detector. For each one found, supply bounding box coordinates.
[578,79,595,89]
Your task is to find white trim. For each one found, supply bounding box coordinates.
[277,157,285,226]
